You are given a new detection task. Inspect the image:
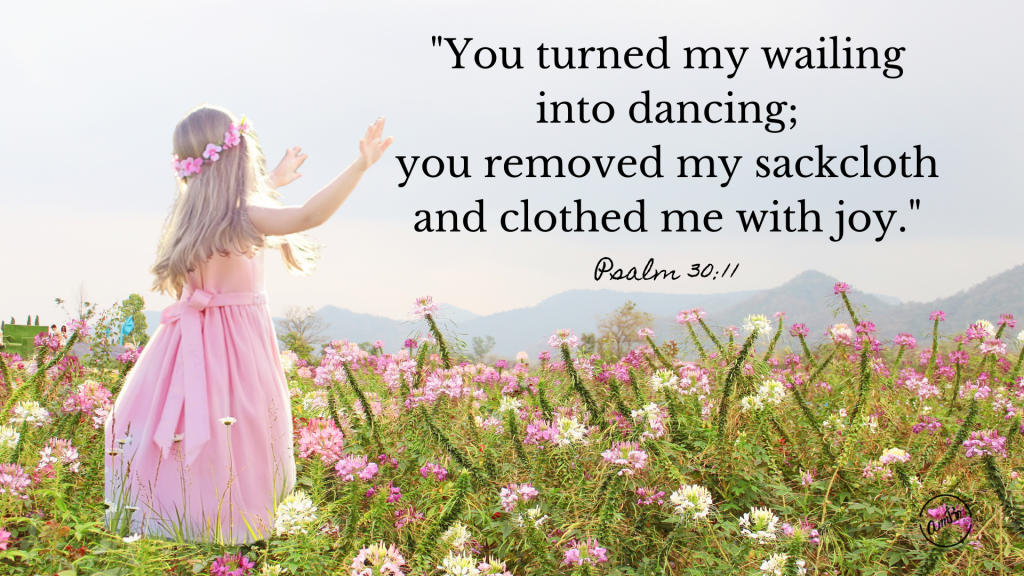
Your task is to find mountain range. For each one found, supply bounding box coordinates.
[143,264,1024,358]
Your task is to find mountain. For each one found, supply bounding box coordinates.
[702,265,1024,345]
[142,264,1023,357]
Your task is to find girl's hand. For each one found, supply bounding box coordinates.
[268,146,307,188]
[356,117,395,172]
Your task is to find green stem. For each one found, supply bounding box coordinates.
[716,330,757,440]
[686,323,707,362]
[646,336,673,370]
[560,344,604,428]
[698,319,725,357]
[425,315,452,370]
[926,319,940,379]
[763,317,784,361]
[798,335,817,370]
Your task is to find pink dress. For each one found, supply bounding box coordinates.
[104,249,296,544]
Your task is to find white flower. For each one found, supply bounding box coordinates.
[759,553,806,575]
[757,380,787,405]
[0,425,20,449]
[301,390,329,417]
[526,506,550,528]
[443,522,472,549]
[123,533,142,544]
[740,395,764,412]
[219,416,237,426]
[742,314,773,340]
[669,484,713,520]
[10,401,51,427]
[259,565,288,575]
[497,396,523,413]
[438,552,481,576]
[739,506,780,543]
[554,415,588,446]
[650,369,680,393]
[280,350,298,373]
[1017,330,1024,344]
[171,433,185,443]
[274,491,318,536]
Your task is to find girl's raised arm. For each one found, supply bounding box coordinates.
[249,117,394,236]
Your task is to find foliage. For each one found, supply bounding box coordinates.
[0,292,1023,575]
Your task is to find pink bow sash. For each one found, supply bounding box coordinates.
[154,288,268,466]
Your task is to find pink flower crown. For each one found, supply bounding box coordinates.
[171,116,254,179]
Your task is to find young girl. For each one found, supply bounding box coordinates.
[104,104,393,544]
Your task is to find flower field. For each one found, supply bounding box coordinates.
[1,286,1023,575]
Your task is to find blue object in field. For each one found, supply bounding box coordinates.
[119,316,135,345]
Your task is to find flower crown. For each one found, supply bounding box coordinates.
[171,116,254,179]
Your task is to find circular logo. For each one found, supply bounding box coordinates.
[918,493,973,547]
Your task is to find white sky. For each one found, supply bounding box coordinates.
[1,0,1021,323]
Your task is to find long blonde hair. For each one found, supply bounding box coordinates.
[151,104,319,299]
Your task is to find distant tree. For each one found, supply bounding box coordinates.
[470,335,496,363]
[120,294,149,346]
[280,331,315,361]
[275,306,330,353]
[579,332,598,354]
[596,300,654,361]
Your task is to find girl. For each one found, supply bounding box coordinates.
[104,104,393,544]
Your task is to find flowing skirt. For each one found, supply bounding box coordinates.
[103,301,296,544]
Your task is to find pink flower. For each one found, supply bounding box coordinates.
[202,143,223,161]
[335,455,379,482]
[998,314,1016,329]
[209,552,254,576]
[979,339,1007,356]
[499,482,539,512]
[833,282,851,294]
[963,429,1007,458]
[0,526,9,550]
[637,327,654,338]
[789,323,809,338]
[419,462,448,481]
[676,307,706,324]
[548,329,580,349]
[774,311,787,320]
[562,538,608,566]
[412,296,440,318]
[930,310,946,321]
[0,464,32,499]
[893,333,917,348]
[601,441,648,476]
[635,486,665,505]
[297,419,345,465]
[223,125,241,148]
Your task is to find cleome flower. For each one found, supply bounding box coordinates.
[274,491,318,536]
[438,552,481,576]
[548,328,580,350]
[759,552,806,576]
[600,442,648,476]
[878,447,911,465]
[669,484,713,521]
[350,541,406,576]
[412,296,440,319]
[10,401,51,427]
[650,369,680,393]
[742,314,773,339]
[739,506,781,544]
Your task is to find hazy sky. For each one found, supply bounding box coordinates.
[2,0,1021,324]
